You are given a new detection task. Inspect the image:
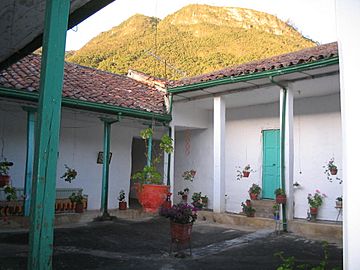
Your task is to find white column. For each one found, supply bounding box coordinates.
[169,124,175,200]
[336,1,360,269]
[213,96,226,213]
[280,86,294,220]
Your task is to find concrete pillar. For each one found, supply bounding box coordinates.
[280,86,294,221]
[213,96,225,213]
[336,1,360,268]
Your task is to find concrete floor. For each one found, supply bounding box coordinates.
[0,215,343,270]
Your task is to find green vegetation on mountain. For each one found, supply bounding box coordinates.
[67,4,316,80]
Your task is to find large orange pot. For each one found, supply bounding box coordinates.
[137,184,169,213]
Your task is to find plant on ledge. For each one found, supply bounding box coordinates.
[117,189,127,210]
[336,196,342,208]
[61,164,77,183]
[69,192,85,213]
[307,190,327,220]
[191,192,208,209]
[274,188,287,204]
[241,200,256,217]
[0,159,13,187]
[248,183,261,200]
[4,185,17,201]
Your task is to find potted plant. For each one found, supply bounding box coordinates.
[324,158,338,175]
[69,192,85,213]
[241,200,256,217]
[307,190,327,220]
[4,185,17,201]
[131,128,174,213]
[336,196,342,208]
[191,192,203,209]
[201,195,208,209]
[162,192,172,209]
[178,188,189,203]
[182,170,196,182]
[117,190,127,210]
[61,164,77,183]
[274,188,287,204]
[273,203,280,220]
[0,159,13,187]
[160,202,197,249]
[248,184,261,200]
[236,164,254,180]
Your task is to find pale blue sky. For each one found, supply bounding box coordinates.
[66,0,337,51]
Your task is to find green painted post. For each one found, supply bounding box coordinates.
[100,119,117,217]
[166,126,172,186]
[280,88,288,232]
[147,125,153,167]
[22,107,36,217]
[27,0,70,269]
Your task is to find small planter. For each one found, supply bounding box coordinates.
[330,168,338,175]
[170,222,193,244]
[201,197,208,208]
[335,201,342,208]
[310,207,318,215]
[276,194,287,204]
[242,171,250,178]
[273,213,280,220]
[119,201,127,210]
[249,193,258,200]
[0,175,10,188]
[75,203,84,213]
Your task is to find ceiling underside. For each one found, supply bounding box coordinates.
[0,0,114,69]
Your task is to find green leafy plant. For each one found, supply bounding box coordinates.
[236,164,254,180]
[308,190,326,208]
[241,200,256,216]
[131,128,173,185]
[248,183,261,195]
[61,164,77,183]
[160,202,197,224]
[275,188,286,196]
[117,190,126,202]
[182,169,196,181]
[323,158,341,184]
[0,159,13,176]
[69,192,84,204]
[4,185,17,201]
[191,192,207,209]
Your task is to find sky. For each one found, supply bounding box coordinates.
[65,0,337,51]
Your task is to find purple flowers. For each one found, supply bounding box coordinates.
[160,202,197,224]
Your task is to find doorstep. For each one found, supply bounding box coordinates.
[197,211,342,245]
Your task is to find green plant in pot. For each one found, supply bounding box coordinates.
[131,128,174,213]
[0,159,13,187]
[241,200,256,217]
[336,196,342,208]
[178,188,189,202]
[307,190,326,221]
[248,184,261,200]
[4,185,17,201]
[69,192,85,213]
[118,190,127,210]
[274,188,287,204]
[273,203,280,220]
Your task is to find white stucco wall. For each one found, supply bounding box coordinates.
[0,101,167,210]
[173,93,342,221]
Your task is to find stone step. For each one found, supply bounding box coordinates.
[250,199,276,219]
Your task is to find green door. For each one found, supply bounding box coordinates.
[262,130,280,199]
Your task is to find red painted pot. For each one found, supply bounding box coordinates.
[310,207,318,215]
[119,201,127,210]
[330,168,338,175]
[249,193,258,200]
[170,222,193,244]
[245,200,251,207]
[0,175,10,187]
[242,171,250,178]
[162,201,172,209]
[276,195,287,204]
[75,203,84,213]
[137,184,169,213]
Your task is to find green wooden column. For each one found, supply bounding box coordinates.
[100,118,117,217]
[27,0,70,269]
[22,107,36,217]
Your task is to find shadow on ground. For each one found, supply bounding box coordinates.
[0,217,342,269]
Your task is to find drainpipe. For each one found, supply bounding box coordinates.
[166,126,172,186]
[269,76,288,232]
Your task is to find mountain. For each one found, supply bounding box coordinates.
[66,4,316,80]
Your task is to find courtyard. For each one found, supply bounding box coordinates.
[0,214,342,270]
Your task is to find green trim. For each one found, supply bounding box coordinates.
[0,87,171,122]
[168,57,339,94]
[280,88,288,232]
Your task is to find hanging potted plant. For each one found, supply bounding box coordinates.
[248,184,261,200]
[178,188,189,203]
[335,196,342,208]
[0,159,13,187]
[61,164,77,183]
[182,169,196,182]
[117,190,127,210]
[274,188,287,204]
[324,158,338,175]
[160,202,197,253]
[236,164,254,180]
[307,190,326,221]
[241,200,256,217]
[131,128,174,213]
[69,192,85,213]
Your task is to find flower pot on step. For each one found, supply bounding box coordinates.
[249,193,258,200]
[276,194,287,204]
[0,175,10,188]
[119,201,127,210]
[75,203,84,213]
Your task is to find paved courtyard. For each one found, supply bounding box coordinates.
[0,217,342,269]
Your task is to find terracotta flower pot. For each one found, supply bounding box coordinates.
[0,175,10,188]
[137,184,170,213]
[330,168,338,175]
[335,201,342,208]
[276,194,287,204]
[249,193,258,200]
[75,203,84,213]
[119,201,127,210]
[170,222,193,244]
[310,207,318,215]
[242,171,250,178]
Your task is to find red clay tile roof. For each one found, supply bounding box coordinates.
[169,42,338,88]
[0,54,166,114]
